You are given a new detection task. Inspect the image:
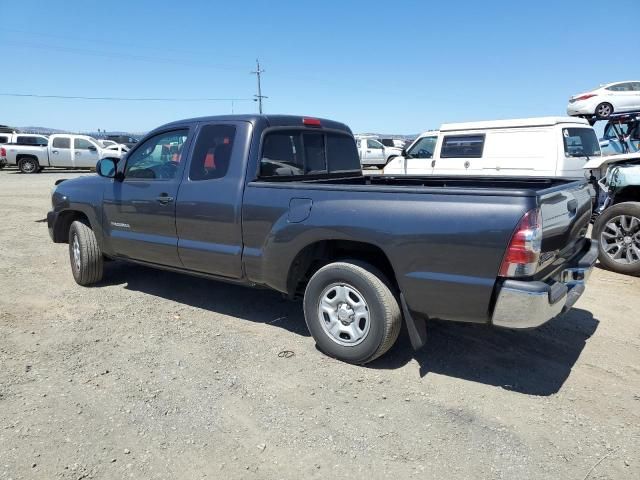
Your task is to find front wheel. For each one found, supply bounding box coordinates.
[593,202,640,276]
[303,261,402,364]
[18,157,40,174]
[69,220,104,285]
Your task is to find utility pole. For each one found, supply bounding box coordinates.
[251,58,267,114]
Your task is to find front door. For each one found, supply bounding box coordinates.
[50,136,73,166]
[176,122,247,278]
[73,138,100,168]
[102,128,191,267]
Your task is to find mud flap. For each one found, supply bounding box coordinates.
[400,293,427,350]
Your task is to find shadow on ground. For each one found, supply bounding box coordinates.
[101,261,598,396]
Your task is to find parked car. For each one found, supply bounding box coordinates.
[98,139,118,148]
[567,81,640,119]
[47,114,597,364]
[0,150,6,169]
[0,132,49,146]
[384,117,600,179]
[355,136,403,168]
[105,135,139,149]
[379,138,407,149]
[104,144,130,155]
[4,134,125,173]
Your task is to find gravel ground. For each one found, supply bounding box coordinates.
[0,168,638,480]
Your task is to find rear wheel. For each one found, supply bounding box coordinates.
[68,220,104,285]
[595,102,613,119]
[593,202,640,275]
[18,157,39,174]
[303,261,402,364]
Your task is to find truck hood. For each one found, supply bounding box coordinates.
[584,152,640,170]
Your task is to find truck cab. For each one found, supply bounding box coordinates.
[355,136,402,169]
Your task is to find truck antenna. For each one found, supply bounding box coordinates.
[251,59,268,114]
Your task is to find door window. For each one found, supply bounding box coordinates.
[0,136,9,143]
[407,136,437,158]
[440,135,485,158]
[125,129,189,180]
[606,82,633,92]
[562,128,601,157]
[189,124,236,181]
[52,137,71,149]
[366,139,383,149]
[74,138,96,150]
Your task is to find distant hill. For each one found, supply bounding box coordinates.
[17,126,145,139]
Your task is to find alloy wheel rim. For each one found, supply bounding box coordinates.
[22,160,36,173]
[72,234,81,271]
[597,104,611,117]
[317,283,370,346]
[600,214,640,265]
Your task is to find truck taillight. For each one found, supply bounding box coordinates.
[0,147,5,156]
[499,208,542,277]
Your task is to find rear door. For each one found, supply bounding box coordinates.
[73,138,101,167]
[50,136,73,166]
[102,128,191,266]
[363,139,385,166]
[175,121,249,278]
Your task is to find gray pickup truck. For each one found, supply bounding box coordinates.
[47,114,598,364]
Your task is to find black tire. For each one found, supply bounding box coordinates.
[68,220,104,285]
[595,102,614,119]
[18,157,40,174]
[303,260,402,364]
[593,202,640,276]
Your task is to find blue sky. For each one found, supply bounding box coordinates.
[1,0,637,134]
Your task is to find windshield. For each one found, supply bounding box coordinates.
[562,128,601,157]
[407,136,438,158]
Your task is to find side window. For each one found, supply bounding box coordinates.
[562,128,601,157]
[189,124,236,181]
[35,136,48,146]
[74,138,95,150]
[407,136,437,158]
[125,129,189,180]
[367,139,383,149]
[631,82,640,92]
[260,132,304,177]
[0,135,8,143]
[52,137,70,149]
[440,135,484,158]
[607,83,632,92]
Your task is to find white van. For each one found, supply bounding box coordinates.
[383,117,601,179]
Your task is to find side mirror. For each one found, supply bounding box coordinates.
[88,145,97,152]
[401,148,407,157]
[96,158,117,178]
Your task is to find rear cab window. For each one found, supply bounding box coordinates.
[562,128,601,157]
[259,129,360,178]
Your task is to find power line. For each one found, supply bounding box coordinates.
[0,93,252,102]
[251,59,268,114]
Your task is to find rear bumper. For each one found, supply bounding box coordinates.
[491,239,598,329]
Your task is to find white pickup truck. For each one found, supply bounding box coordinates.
[354,136,403,169]
[3,134,124,173]
[383,117,601,179]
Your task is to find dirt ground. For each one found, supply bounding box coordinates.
[0,168,638,480]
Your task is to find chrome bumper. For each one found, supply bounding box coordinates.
[491,240,598,329]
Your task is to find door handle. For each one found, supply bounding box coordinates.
[431,160,436,168]
[52,150,59,154]
[75,151,81,155]
[156,195,174,205]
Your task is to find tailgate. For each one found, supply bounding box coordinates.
[537,181,592,274]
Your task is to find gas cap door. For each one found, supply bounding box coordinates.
[288,198,313,223]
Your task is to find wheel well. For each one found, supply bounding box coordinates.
[53,211,90,243]
[16,154,38,163]
[286,240,398,298]
[612,186,640,205]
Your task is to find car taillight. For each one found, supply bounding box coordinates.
[576,94,597,101]
[499,208,542,277]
